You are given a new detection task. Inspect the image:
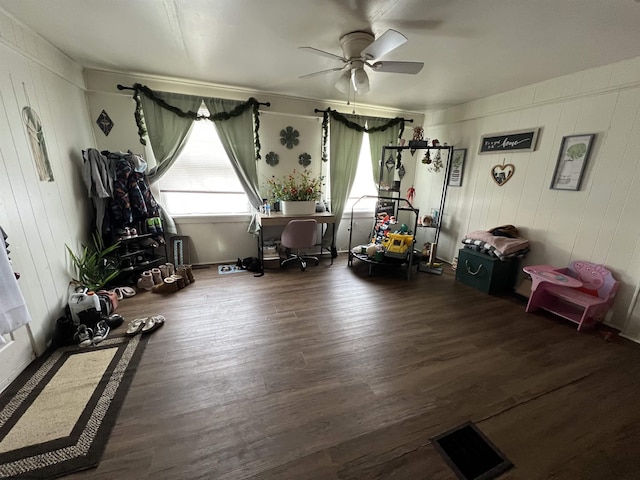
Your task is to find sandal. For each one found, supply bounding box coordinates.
[126,318,146,336]
[109,288,124,301]
[141,315,165,334]
[121,286,136,298]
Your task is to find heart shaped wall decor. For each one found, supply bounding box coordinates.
[491,163,515,186]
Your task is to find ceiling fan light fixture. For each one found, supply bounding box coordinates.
[351,67,369,93]
[335,70,351,93]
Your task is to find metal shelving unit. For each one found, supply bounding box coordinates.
[347,144,454,278]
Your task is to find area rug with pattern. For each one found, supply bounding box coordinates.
[0,334,149,479]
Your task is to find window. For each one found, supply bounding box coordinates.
[158,105,251,215]
[344,133,378,212]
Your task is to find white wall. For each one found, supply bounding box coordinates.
[0,10,96,362]
[84,69,424,263]
[420,55,640,339]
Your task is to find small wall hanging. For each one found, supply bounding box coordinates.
[280,126,300,149]
[448,149,466,187]
[96,110,114,136]
[385,153,396,172]
[22,106,54,182]
[491,159,515,186]
[298,152,311,167]
[266,151,279,166]
[421,149,431,164]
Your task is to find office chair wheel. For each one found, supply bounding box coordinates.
[300,260,307,271]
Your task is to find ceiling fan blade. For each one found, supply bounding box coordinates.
[299,46,345,62]
[299,67,345,79]
[360,29,407,60]
[370,61,424,74]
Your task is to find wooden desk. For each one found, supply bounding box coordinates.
[523,264,583,291]
[257,212,337,274]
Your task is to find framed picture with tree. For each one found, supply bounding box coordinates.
[551,134,595,191]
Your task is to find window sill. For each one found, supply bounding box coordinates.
[172,213,253,224]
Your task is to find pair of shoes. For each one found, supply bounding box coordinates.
[151,268,163,285]
[171,274,186,289]
[142,315,165,333]
[139,237,159,249]
[120,258,134,271]
[183,265,195,283]
[125,315,165,335]
[74,324,93,347]
[93,320,110,344]
[159,263,175,279]
[137,271,154,291]
[110,286,137,299]
[152,277,178,294]
[176,265,195,284]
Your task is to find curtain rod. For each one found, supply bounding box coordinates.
[314,108,413,123]
[116,84,271,107]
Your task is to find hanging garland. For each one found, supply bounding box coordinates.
[126,83,266,160]
[318,108,407,164]
[321,112,329,162]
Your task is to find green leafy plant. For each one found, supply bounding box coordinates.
[266,169,324,202]
[566,143,587,161]
[66,233,121,291]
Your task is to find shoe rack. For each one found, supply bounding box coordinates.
[109,221,168,285]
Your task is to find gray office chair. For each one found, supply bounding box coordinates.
[280,219,319,271]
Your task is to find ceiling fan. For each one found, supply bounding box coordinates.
[299,29,423,95]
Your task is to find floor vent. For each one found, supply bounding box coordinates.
[431,421,513,480]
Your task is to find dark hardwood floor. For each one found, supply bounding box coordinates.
[68,259,640,479]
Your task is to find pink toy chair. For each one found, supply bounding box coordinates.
[280,219,319,271]
[525,261,619,331]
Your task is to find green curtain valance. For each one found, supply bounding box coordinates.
[317,108,408,162]
[119,83,268,161]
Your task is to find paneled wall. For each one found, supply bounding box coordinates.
[421,56,640,339]
[0,9,96,384]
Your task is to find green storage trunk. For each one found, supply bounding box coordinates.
[455,248,519,294]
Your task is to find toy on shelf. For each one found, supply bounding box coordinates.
[406,186,415,204]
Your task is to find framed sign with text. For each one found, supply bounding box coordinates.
[478,128,540,154]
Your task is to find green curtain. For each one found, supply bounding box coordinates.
[366,116,401,191]
[140,91,202,234]
[323,114,364,247]
[203,98,262,235]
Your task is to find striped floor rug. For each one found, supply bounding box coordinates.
[0,334,149,479]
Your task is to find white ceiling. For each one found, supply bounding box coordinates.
[3,0,640,112]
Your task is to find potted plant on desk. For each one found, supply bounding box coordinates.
[266,169,324,215]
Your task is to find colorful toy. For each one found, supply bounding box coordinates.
[406,186,415,204]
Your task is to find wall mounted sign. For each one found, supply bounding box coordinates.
[479,128,540,154]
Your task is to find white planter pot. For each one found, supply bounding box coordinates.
[281,200,316,216]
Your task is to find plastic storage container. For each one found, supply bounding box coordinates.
[68,291,101,326]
